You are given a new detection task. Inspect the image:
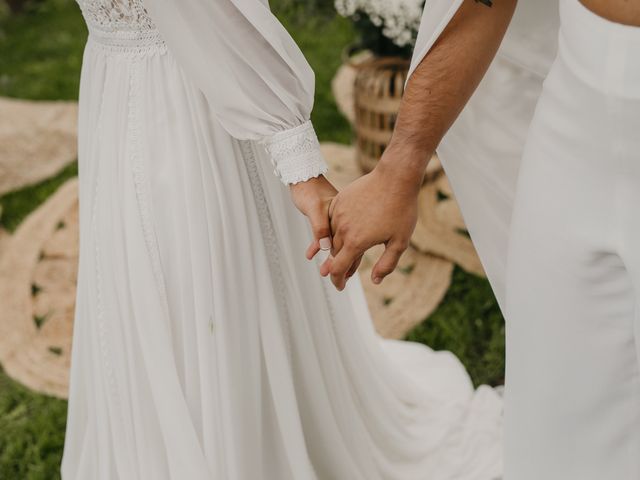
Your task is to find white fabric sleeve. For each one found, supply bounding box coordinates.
[144,0,327,185]
[410,0,559,80]
[408,0,463,79]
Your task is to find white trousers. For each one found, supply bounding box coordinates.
[504,1,640,478]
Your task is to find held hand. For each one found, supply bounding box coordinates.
[289,175,338,259]
[322,149,424,291]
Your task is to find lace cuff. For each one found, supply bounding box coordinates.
[260,120,328,185]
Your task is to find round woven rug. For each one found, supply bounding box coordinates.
[0,97,78,196]
[0,179,78,398]
[412,172,485,277]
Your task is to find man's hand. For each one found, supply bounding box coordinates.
[298,0,516,291]
[320,144,426,291]
[289,175,338,259]
[314,0,517,291]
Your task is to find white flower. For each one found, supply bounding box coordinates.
[335,0,423,48]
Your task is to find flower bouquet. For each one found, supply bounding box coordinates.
[335,0,424,58]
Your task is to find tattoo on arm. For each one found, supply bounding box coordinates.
[476,0,493,6]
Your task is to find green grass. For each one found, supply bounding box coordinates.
[0,0,504,476]
[0,0,86,100]
[0,367,67,480]
[406,266,505,388]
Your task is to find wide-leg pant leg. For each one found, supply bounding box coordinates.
[502,50,640,479]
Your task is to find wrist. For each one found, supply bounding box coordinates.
[289,175,337,206]
[289,174,325,193]
[375,142,431,194]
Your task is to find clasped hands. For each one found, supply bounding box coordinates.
[290,145,423,291]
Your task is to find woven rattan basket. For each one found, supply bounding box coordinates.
[354,57,410,174]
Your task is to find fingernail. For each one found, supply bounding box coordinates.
[373,277,381,284]
[319,237,332,251]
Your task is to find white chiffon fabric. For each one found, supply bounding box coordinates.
[61,1,503,479]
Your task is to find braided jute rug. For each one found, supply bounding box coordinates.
[0,179,78,398]
[0,97,77,196]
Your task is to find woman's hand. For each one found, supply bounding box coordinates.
[289,175,338,260]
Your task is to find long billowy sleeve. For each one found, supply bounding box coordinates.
[144,0,326,185]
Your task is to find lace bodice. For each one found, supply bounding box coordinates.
[76,0,166,54]
[76,0,157,34]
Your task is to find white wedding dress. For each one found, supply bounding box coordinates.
[61,1,503,479]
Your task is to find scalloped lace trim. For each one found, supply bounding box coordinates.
[259,120,328,185]
[279,161,328,185]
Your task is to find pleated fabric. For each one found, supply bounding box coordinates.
[61,30,504,480]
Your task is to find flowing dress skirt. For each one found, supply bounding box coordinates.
[61,34,502,480]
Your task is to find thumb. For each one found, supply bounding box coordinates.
[305,202,333,260]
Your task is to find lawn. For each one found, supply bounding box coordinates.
[0,368,67,480]
[0,1,505,477]
[0,0,86,100]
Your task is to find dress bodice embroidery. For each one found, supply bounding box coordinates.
[76,0,166,54]
[76,0,156,33]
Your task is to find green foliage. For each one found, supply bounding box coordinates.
[274,0,337,20]
[406,266,506,388]
[0,367,67,480]
[0,0,86,100]
[0,162,78,232]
